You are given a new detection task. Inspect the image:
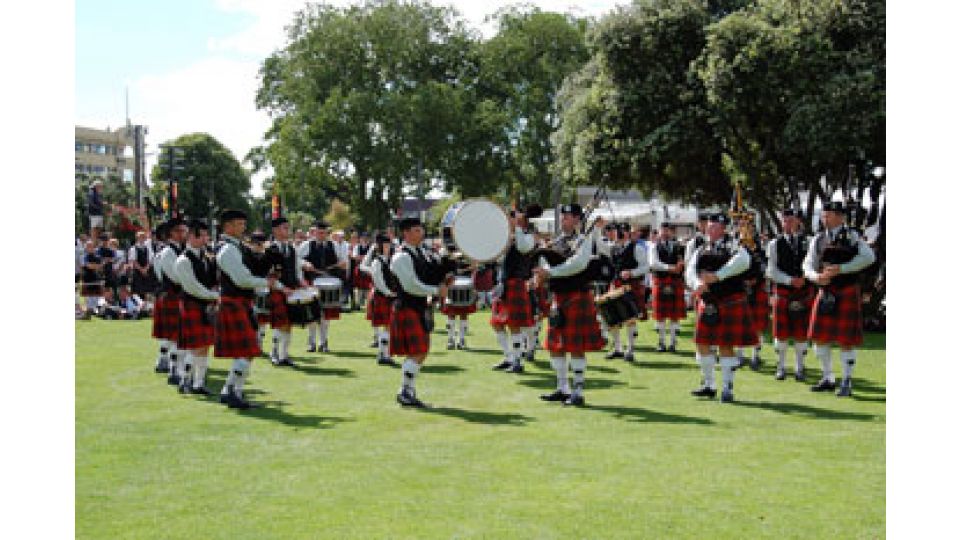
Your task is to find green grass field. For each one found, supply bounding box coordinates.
[76,310,885,539]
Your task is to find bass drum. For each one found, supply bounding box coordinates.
[440,199,509,263]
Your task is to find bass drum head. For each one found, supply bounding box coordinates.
[450,199,509,263]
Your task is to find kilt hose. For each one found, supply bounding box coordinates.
[545,289,604,355]
[808,284,863,347]
[747,283,770,335]
[694,292,759,347]
[178,297,215,349]
[611,277,648,321]
[267,289,291,329]
[772,284,815,341]
[490,277,534,328]
[151,292,181,341]
[390,305,430,356]
[651,274,686,321]
[440,297,477,317]
[214,295,261,358]
[366,291,393,327]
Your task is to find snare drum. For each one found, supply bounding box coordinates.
[313,277,343,308]
[596,286,641,328]
[446,276,477,307]
[440,199,510,262]
[286,288,319,326]
[253,287,271,315]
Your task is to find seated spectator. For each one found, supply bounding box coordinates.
[117,287,145,320]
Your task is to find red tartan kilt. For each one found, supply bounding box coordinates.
[535,287,550,318]
[694,292,759,347]
[390,306,430,356]
[808,284,863,347]
[611,277,647,320]
[214,296,261,358]
[151,293,181,340]
[366,292,393,326]
[353,267,372,290]
[772,284,814,340]
[256,312,270,324]
[545,290,604,354]
[321,307,341,320]
[651,274,686,321]
[749,285,770,334]
[440,297,477,317]
[490,278,534,328]
[474,269,494,292]
[268,290,291,328]
[178,298,215,349]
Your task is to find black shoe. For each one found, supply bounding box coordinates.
[737,356,748,369]
[224,393,255,410]
[810,379,836,392]
[605,351,624,360]
[563,394,586,407]
[177,377,192,394]
[720,390,735,403]
[525,350,535,362]
[492,360,512,371]
[189,386,212,396]
[219,392,230,404]
[447,341,455,350]
[795,368,806,382]
[750,357,761,371]
[540,389,571,402]
[656,343,666,353]
[278,358,296,368]
[154,359,168,373]
[306,344,317,353]
[167,374,180,386]
[457,341,466,350]
[774,368,786,381]
[624,352,635,363]
[319,342,329,353]
[396,390,427,408]
[270,355,281,366]
[506,364,525,374]
[668,343,677,353]
[836,379,853,397]
[690,386,717,398]
[369,340,378,348]
[378,357,398,367]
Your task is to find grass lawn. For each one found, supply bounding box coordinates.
[76,310,885,539]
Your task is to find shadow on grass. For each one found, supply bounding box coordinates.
[516,375,626,391]
[323,350,374,360]
[583,404,714,425]
[291,364,356,378]
[633,359,695,371]
[237,402,353,429]
[735,400,881,421]
[414,406,533,426]
[464,348,504,357]
[420,364,467,375]
[589,364,620,374]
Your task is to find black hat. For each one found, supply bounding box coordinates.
[560,203,583,218]
[603,222,617,231]
[250,232,268,243]
[708,213,731,226]
[823,201,846,213]
[271,217,289,228]
[166,216,185,228]
[187,219,209,233]
[397,216,423,231]
[153,222,169,238]
[697,212,711,221]
[660,221,675,229]
[98,233,110,241]
[314,220,330,229]
[781,208,802,218]
[219,209,247,223]
[375,233,390,244]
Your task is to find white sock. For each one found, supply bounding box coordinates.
[657,321,666,345]
[400,359,420,394]
[720,356,738,393]
[496,331,509,356]
[600,320,609,340]
[523,326,536,354]
[280,331,291,359]
[308,323,317,347]
[697,352,717,389]
[774,339,788,370]
[840,349,856,381]
[447,317,455,342]
[816,344,834,382]
[157,340,170,367]
[612,328,621,352]
[223,358,250,396]
[169,347,180,376]
[551,356,570,393]
[626,324,636,354]
[511,333,525,366]
[320,319,330,345]
[670,322,679,346]
[378,328,390,359]
[192,353,208,389]
[459,319,468,343]
[258,325,266,347]
[795,342,808,371]
[570,357,587,397]
[753,343,761,360]
[181,350,194,382]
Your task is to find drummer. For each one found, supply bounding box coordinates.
[359,233,398,366]
[265,217,310,367]
[490,206,537,374]
[441,256,478,350]
[606,222,650,362]
[299,221,347,352]
[246,232,274,355]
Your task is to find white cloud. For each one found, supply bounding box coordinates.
[105,0,623,197]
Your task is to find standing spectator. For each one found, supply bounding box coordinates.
[128,231,156,298]
[332,230,352,310]
[97,235,118,298]
[108,238,127,290]
[80,241,104,317]
[87,180,104,236]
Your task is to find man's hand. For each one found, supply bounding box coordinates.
[620,270,632,281]
[266,276,277,288]
[671,262,684,274]
[815,273,832,287]
[823,264,842,278]
[282,287,293,296]
[438,282,449,300]
[700,272,719,285]
[695,283,709,296]
[302,261,315,272]
[790,277,805,288]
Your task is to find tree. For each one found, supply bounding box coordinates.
[323,199,354,231]
[75,173,136,237]
[149,133,252,223]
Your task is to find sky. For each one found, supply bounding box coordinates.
[75,0,625,196]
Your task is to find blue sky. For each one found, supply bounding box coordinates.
[75,0,623,195]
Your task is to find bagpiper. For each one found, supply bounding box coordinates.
[765,208,814,381]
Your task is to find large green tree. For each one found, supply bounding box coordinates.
[149,132,252,223]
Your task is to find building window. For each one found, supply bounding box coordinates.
[75,142,84,152]
[97,144,107,155]
[75,163,83,172]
